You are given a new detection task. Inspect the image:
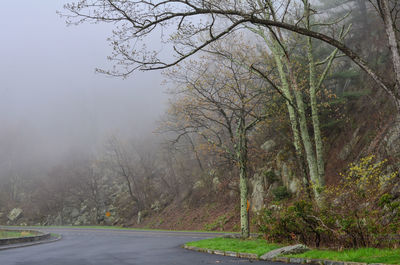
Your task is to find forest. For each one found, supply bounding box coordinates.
[1,0,399,249]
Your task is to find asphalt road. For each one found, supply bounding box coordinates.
[0,228,288,265]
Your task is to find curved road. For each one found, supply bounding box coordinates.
[0,228,287,265]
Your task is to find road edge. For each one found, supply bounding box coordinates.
[0,234,62,251]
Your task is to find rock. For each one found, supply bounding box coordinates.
[261,140,277,152]
[391,182,400,198]
[7,208,23,221]
[275,151,300,195]
[74,212,90,225]
[151,201,161,211]
[339,128,360,160]
[212,177,220,190]
[251,172,265,212]
[384,116,400,158]
[260,244,309,260]
[193,180,204,190]
[280,162,300,194]
[71,208,80,218]
[80,204,88,213]
[54,213,62,225]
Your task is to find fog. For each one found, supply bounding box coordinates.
[0,1,166,166]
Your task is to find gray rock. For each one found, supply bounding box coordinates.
[261,140,277,152]
[250,172,265,212]
[260,244,309,260]
[193,180,204,190]
[7,208,23,221]
[339,128,360,160]
[391,181,400,198]
[280,162,300,194]
[212,177,220,191]
[324,261,344,265]
[384,116,400,158]
[80,204,88,213]
[70,208,80,218]
[289,258,305,264]
[74,212,90,225]
[151,201,161,211]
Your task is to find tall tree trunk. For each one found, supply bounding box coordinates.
[270,41,303,158]
[381,0,400,104]
[289,71,322,204]
[254,3,312,191]
[270,39,310,187]
[237,117,249,238]
[305,1,325,184]
[268,28,322,203]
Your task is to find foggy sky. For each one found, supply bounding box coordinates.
[0,1,166,164]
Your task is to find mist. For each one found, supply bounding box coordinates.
[0,1,166,168]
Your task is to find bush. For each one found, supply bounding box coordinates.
[272,186,291,201]
[257,200,329,247]
[257,156,400,248]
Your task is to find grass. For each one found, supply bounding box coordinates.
[0,230,35,239]
[185,237,281,257]
[285,248,400,264]
[50,233,61,238]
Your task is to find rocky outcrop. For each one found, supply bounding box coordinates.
[7,208,23,222]
[250,172,266,212]
[339,127,361,161]
[276,151,300,194]
[261,140,277,152]
[250,145,301,212]
[383,118,400,158]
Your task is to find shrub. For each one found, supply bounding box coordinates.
[257,200,329,247]
[272,186,291,201]
[257,156,400,248]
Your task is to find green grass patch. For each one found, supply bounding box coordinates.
[285,248,400,264]
[0,230,34,239]
[186,237,281,257]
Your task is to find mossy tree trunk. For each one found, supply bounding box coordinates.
[304,0,325,187]
[267,31,321,201]
[236,116,249,238]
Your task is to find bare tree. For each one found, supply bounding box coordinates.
[106,136,147,214]
[63,0,400,113]
[164,47,270,237]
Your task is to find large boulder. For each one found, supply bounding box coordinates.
[339,127,361,160]
[276,151,300,194]
[74,212,90,225]
[280,162,300,194]
[250,172,266,212]
[212,177,220,191]
[7,208,23,222]
[261,140,277,153]
[383,117,400,158]
[260,244,309,260]
[70,208,80,219]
